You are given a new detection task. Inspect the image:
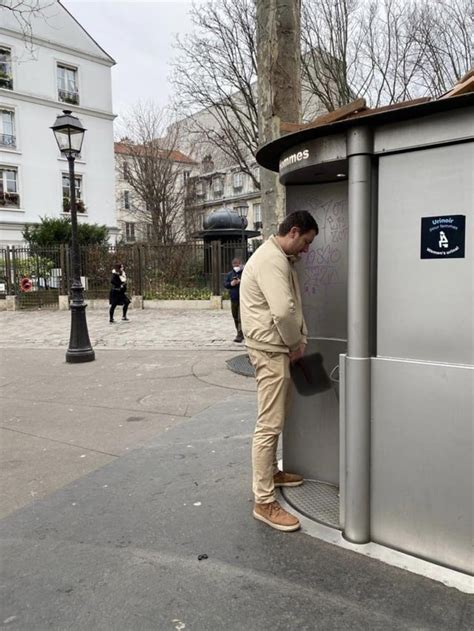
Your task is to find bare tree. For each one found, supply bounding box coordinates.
[173,0,471,179]
[0,0,56,51]
[302,0,472,110]
[116,104,193,245]
[301,0,358,111]
[172,0,260,188]
[414,0,472,96]
[172,0,470,236]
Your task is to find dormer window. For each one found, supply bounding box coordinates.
[0,47,13,90]
[57,64,79,105]
[202,154,214,174]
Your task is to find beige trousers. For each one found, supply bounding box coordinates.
[248,348,292,504]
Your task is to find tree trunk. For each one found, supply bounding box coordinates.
[257,0,301,238]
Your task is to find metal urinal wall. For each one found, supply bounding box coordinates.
[283,182,348,484]
[372,142,473,574]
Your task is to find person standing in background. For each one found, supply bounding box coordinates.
[109,263,131,323]
[224,257,244,342]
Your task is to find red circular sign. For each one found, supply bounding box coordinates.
[20,277,33,292]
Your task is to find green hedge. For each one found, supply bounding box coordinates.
[144,284,212,300]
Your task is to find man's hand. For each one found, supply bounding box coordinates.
[289,343,306,364]
[230,278,240,286]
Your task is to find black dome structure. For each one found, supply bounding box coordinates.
[204,208,247,230]
[193,207,261,285]
[195,207,259,240]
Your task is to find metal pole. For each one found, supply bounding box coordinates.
[211,240,220,296]
[11,246,18,294]
[241,218,246,262]
[344,126,372,543]
[137,244,143,297]
[65,154,95,363]
[216,239,222,292]
[5,245,13,295]
[59,244,66,295]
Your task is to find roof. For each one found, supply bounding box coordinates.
[280,96,433,134]
[114,142,196,165]
[258,82,474,172]
[58,1,116,65]
[440,68,474,98]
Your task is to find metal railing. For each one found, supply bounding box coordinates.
[0,133,16,148]
[0,76,13,90]
[0,246,63,309]
[0,240,249,308]
[58,89,79,105]
[0,192,20,208]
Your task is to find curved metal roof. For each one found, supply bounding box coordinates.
[256,92,474,172]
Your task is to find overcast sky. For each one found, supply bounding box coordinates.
[62,0,201,118]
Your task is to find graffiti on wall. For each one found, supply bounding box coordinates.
[300,198,348,296]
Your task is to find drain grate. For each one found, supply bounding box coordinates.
[283,480,340,529]
[226,354,255,377]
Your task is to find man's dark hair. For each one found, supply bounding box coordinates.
[278,211,319,236]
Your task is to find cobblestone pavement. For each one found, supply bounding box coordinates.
[0,306,254,518]
[0,307,243,350]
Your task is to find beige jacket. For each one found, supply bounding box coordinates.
[240,235,307,353]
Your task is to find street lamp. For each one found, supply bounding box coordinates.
[236,204,248,262]
[51,110,95,363]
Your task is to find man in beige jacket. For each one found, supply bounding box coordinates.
[240,210,319,531]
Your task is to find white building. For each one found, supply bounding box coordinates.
[115,141,196,244]
[177,79,327,243]
[174,109,262,243]
[0,0,117,245]
[185,154,262,244]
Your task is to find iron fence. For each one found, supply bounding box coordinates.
[0,241,247,308]
[0,246,63,309]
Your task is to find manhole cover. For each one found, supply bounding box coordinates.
[226,354,255,377]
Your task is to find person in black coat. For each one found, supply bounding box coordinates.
[109,263,131,323]
[224,257,244,342]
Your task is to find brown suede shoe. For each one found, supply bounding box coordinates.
[253,501,301,532]
[273,470,304,487]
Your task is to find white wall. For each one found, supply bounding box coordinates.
[0,1,116,245]
[2,34,113,113]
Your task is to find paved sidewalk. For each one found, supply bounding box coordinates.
[0,308,242,350]
[0,308,254,519]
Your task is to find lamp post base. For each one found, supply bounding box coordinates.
[66,302,95,363]
[66,348,95,363]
